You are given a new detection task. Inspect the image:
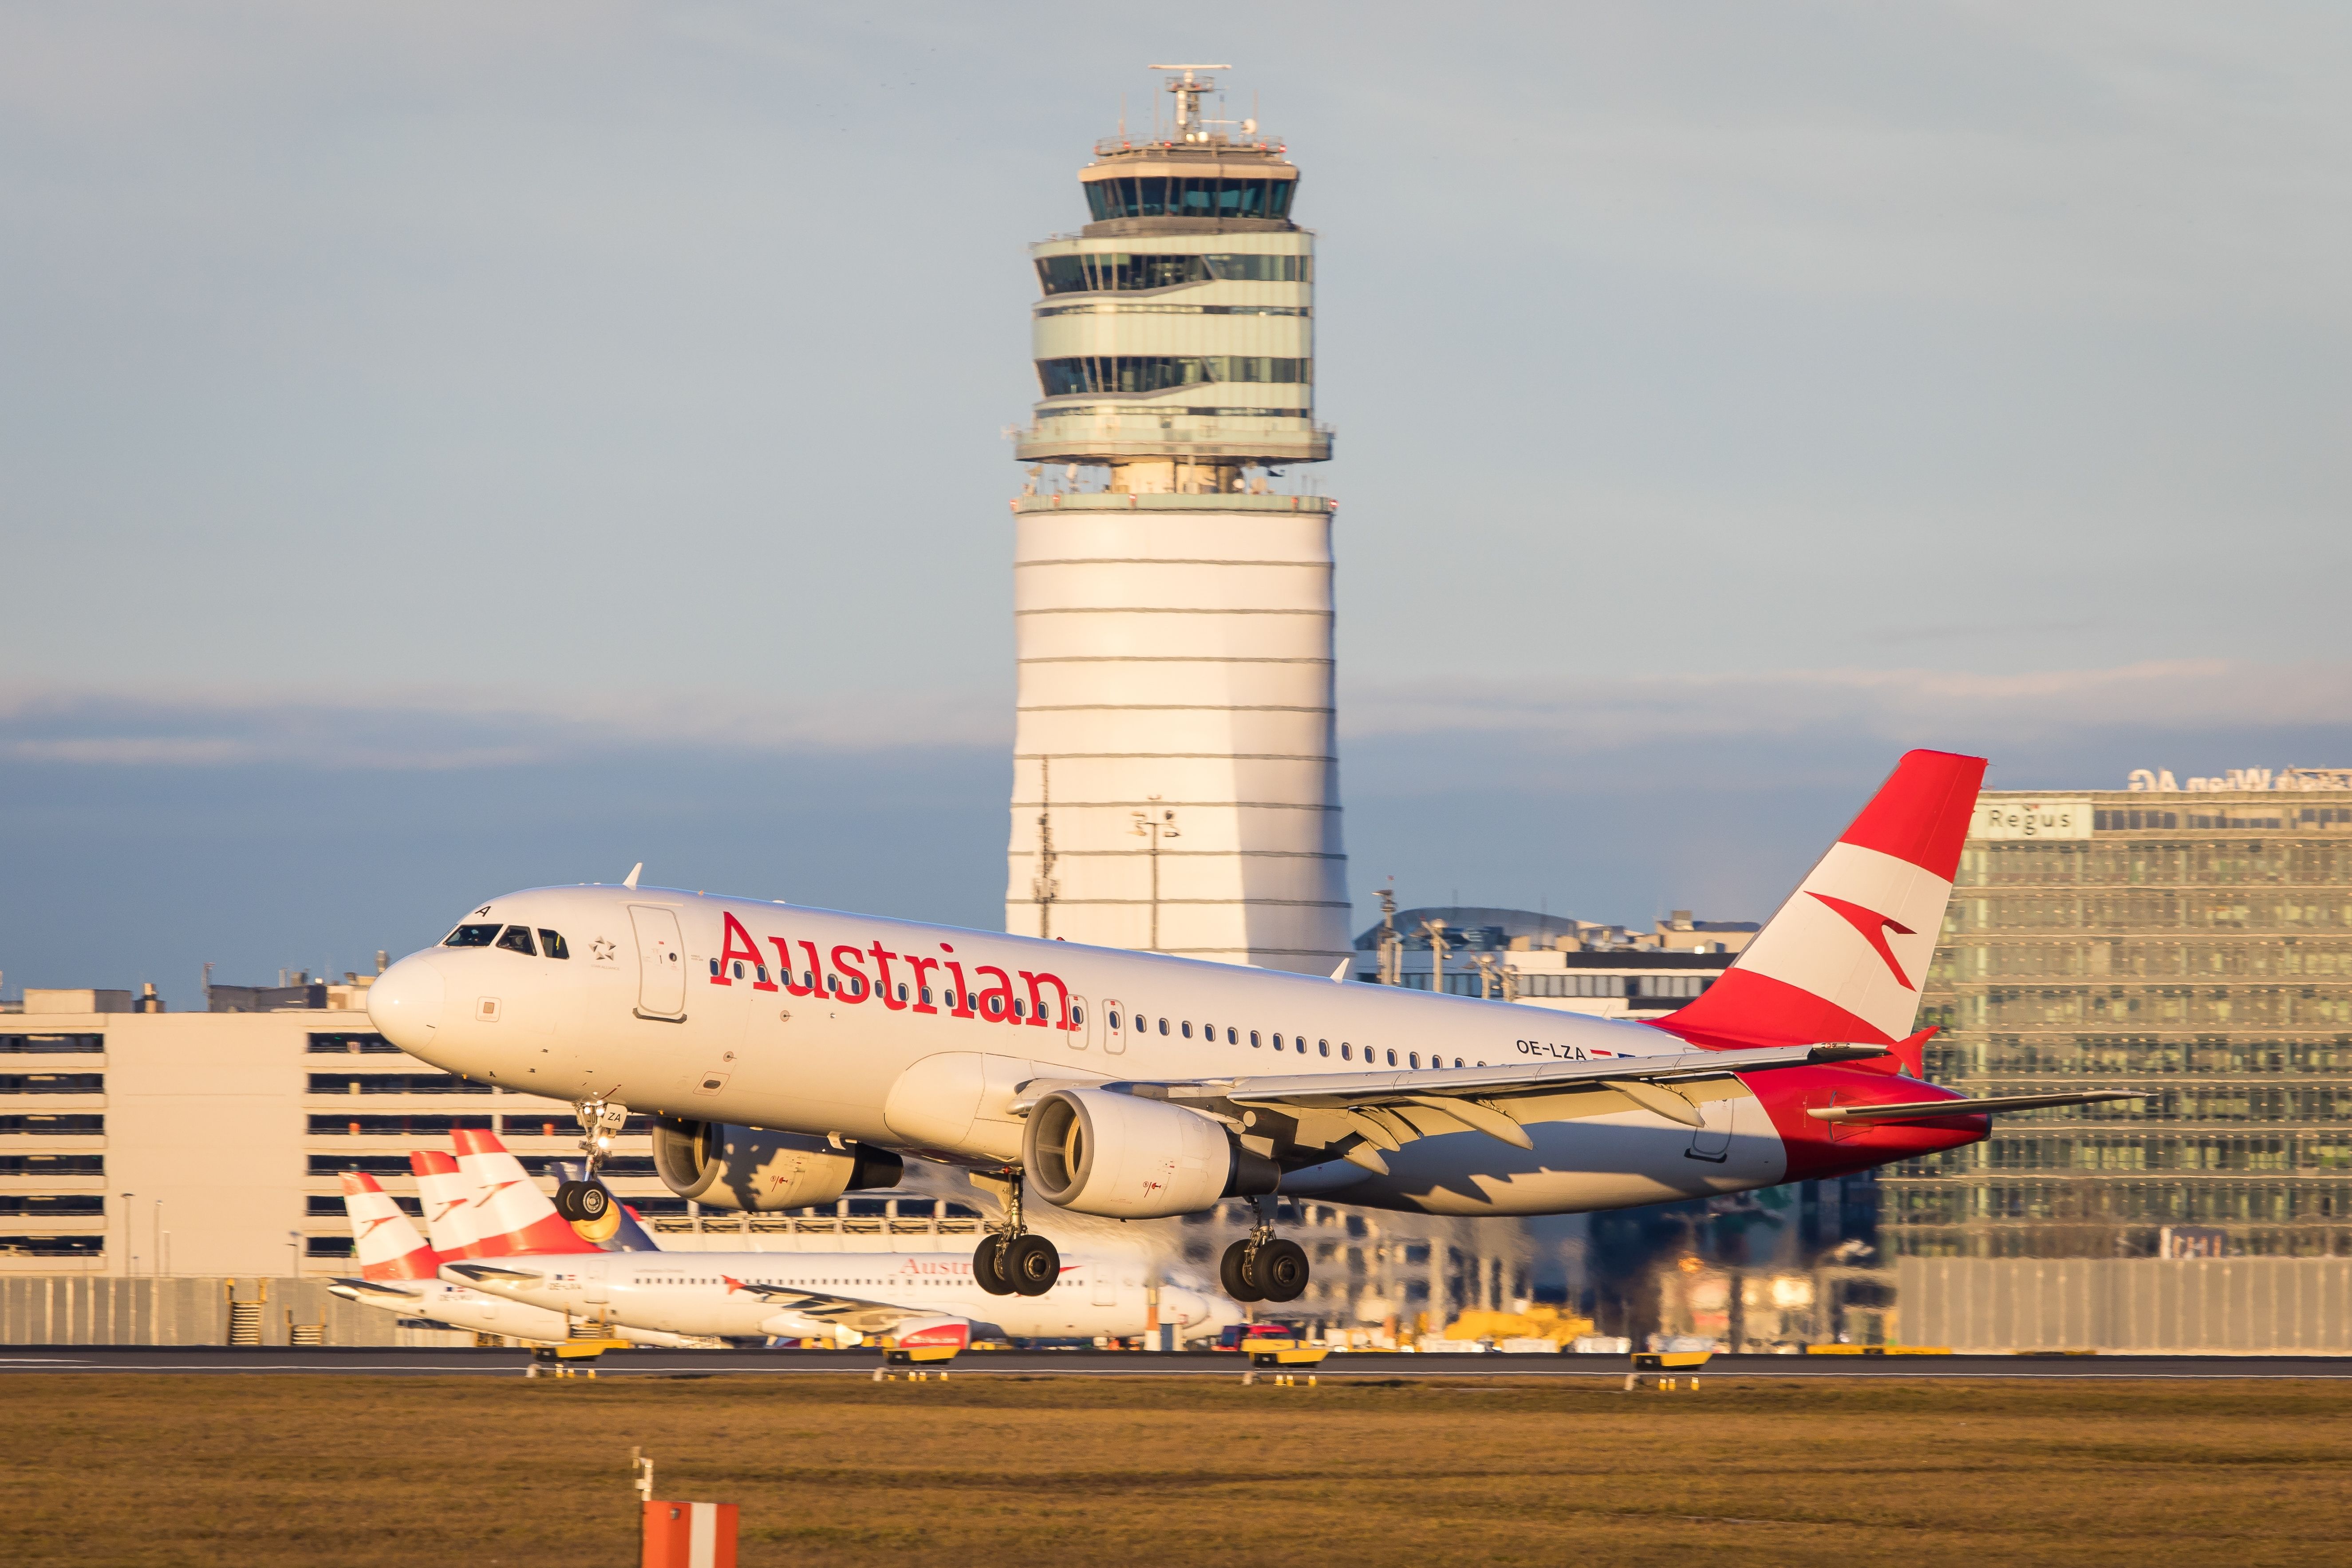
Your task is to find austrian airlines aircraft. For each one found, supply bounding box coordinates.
[447,1246,1231,1347]
[368,750,2139,1303]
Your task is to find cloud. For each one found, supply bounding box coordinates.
[9,658,2350,774]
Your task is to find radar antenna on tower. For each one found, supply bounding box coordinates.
[1148,63,1232,140]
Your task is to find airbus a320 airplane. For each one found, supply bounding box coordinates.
[368,750,2141,1305]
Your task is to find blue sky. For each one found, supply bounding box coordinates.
[3,3,2348,999]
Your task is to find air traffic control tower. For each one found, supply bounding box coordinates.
[1005,67,1350,974]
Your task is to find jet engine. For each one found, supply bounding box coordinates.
[1022,1087,1277,1219]
[650,1118,903,1211]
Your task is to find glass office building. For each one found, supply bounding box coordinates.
[1884,778,2352,1258]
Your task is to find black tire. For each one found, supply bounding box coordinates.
[1219,1239,1264,1303]
[1255,1238,1309,1302]
[972,1236,1013,1296]
[552,1181,588,1220]
[1006,1233,1061,1296]
[573,1183,610,1222]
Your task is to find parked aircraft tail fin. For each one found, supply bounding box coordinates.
[452,1127,601,1256]
[340,1170,441,1281]
[409,1148,489,1258]
[1655,749,1985,1051]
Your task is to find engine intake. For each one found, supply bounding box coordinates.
[1022,1086,1275,1219]
[651,1118,903,1211]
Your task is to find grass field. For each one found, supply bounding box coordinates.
[5,1374,2349,1566]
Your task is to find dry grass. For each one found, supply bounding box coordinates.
[4,1373,2350,1566]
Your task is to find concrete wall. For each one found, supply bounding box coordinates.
[1900,1256,2352,1353]
[0,1275,473,1346]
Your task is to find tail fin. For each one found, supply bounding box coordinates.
[452,1128,600,1256]
[1656,749,1985,1051]
[340,1170,441,1281]
[410,1149,485,1258]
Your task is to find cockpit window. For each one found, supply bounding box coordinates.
[538,930,569,960]
[494,925,538,956]
[443,924,501,948]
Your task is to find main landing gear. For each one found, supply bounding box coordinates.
[972,1169,1060,1298]
[1220,1199,1308,1304]
[554,1098,628,1222]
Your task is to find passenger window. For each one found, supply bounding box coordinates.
[443,924,501,947]
[754,965,769,983]
[1318,1039,1329,1056]
[1272,1034,1283,1050]
[731,961,745,980]
[1109,1009,1121,1030]
[538,930,570,959]
[921,987,932,1006]
[1226,1027,1237,1044]
[1181,1021,1193,1039]
[1295,1037,1307,1054]
[1073,1005,1085,1026]
[1408,1052,1420,1068]
[1386,1049,1398,1066]
[1250,1031,1261,1048]
[1157,1017,1169,1036]
[1341,1043,1353,1060]
[495,925,537,956]
[1013,999,1026,1019]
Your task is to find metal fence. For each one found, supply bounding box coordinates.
[0,1276,465,1347]
[1899,1256,2352,1352]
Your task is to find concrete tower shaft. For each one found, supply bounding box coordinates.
[1006,76,1348,973]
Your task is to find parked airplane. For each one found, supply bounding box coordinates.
[446,1244,1229,1346]
[326,1169,592,1344]
[370,750,2143,1305]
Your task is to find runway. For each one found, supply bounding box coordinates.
[2,1346,2347,1378]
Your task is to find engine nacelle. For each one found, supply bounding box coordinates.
[650,1118,903,1212]
[1022,1086,1276,1219]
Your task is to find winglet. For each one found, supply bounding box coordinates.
[624,862,642,890]
[1330,960,1350,982]
[1855,1026,1936,1078]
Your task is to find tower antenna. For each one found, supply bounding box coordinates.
[1148,63,1231,141]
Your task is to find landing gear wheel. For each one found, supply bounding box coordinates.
[574,1183,610,1222]
[972,1236,1013,1296]
[1255,1238,1309,1303]
[1219,1239,1265,1303]
[553,1181,590,1221]
[1005,1233,1061,1296]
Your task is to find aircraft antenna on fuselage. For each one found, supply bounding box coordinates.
[624,862,642,889]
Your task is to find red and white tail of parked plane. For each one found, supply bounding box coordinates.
[450,1128,601,1257]
[339,1170,441,1281]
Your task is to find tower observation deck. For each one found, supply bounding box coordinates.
[1005,67,1350,972]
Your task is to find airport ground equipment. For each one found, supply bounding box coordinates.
[1627,1349,1711,1392]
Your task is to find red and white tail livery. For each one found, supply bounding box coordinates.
[452,1128,600,1257]
[410,1149,491,1259]
[340,1170,441,1282]
[1658,749,1984,1052]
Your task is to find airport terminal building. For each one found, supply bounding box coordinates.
[1886,772,2352,1261]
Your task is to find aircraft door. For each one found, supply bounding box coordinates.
[1102,999,1126,1055]
[1092,1265,1118,1308]
[629,904,688,1019]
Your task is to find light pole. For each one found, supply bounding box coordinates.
[1377,882,1402,985]
[287,1229,301,1280]
[1418,918,1450,995]
[120,1191,134,1276]
[1130,798,1180,951]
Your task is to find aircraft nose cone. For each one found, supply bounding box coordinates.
[368,955,446,1049]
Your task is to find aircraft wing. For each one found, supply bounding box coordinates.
[1807,1090,2144,1122]
[721,1276,947,1337]
[1026,1043,1889,1173]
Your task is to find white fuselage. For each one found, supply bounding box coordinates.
[372,886,1791,1216]
[456,1248,1224,1342]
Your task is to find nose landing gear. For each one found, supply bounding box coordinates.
[554,1098,629,1222]
[1219,1199,1309,1304]
[971,1169,1060,1298]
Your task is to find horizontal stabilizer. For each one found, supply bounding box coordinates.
[1806,1090,2143,1122]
